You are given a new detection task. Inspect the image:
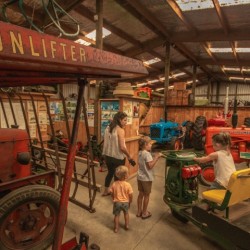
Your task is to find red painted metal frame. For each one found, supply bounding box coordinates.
[0,21,148,87]
[0,21,148,249]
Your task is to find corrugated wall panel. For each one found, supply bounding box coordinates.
[196,83,250,104]
[62,84,79,99]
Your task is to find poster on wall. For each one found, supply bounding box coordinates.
[100,101,119,136]
[132,101,139,117]
[87,102,95,127]
[50,101,64,121]
[123,99,133,124]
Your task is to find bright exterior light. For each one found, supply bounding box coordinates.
[143,57,161,65]
[75,38,91,46]
[209,48,233,53]
[219,0,250,7]
[176,0,214,11]
[85,28,111,40]
[176,0,250,11]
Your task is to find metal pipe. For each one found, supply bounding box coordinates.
[224,86,229,119]
[43,93,63,191]
[53,78,87,250]
[0,96,9,128]
[7,93,17,126]
[164,41,171,121]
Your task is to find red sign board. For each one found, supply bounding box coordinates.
[0,21,148,81]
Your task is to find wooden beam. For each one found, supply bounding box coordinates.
[75,4,164,62]
[199,59,250,66]
[170,29,250,42]
[115,1,212,85]
[212,0,229,34]
[166,0,198,34]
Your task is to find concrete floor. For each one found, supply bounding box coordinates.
[56,156,224,250]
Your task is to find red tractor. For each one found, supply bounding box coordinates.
[199,126,250,186]
[0,128,59,250]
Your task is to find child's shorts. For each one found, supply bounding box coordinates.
[113,202,129,215]
[137,180,152,195]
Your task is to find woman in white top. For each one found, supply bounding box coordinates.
[102,111,133,196]
[194,132,236,189]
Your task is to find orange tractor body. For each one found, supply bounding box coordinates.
[205,126,250,163]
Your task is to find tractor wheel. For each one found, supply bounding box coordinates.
[192,116,207,150]
[170,137,182,150]
[244,117,250,127]
[198,165,215,186]
[170,208,189,223]
[183,121,194,149]
[0,185,60,250]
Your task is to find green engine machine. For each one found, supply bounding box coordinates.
[164,151,201,205]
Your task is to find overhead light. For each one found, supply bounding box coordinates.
[156,88,164,91]
[148,79,159,84]
[172,72,186,78]
[242,67,250,72]
[75,38,91,46]
[159,76,172,81]
[186,79,198,84]
[143,57,161,66]
[85,27,111,40]
[235,48,250,53]
[224,67,241,71]
[137,82,148,87]
[229,77,244,80]
[209,48,233,53]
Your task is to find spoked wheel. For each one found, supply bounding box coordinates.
[198,165,215,186]
[0,185,60,250]
[170,137,182,150]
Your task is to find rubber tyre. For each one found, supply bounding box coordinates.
[198,165,215,186]
[170,137,182,150]
[244,117,250,127]
[171,208,189,224]
[192,116,207,150]
[0,185,60,250]
[183,121,194,149]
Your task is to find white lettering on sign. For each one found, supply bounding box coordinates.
[29,36,39,57]
[10,31,24,54]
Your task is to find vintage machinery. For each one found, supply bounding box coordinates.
[150,119,183,150]
[165,151,201,205]
[0,21,147,250]
[163,151,250,250]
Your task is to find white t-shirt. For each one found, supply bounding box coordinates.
[137,150,154,181]
[102,126,125,160]
[213,150,236,188]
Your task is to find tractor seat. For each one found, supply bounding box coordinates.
[202,168,250,218]
[202,189,226,204]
